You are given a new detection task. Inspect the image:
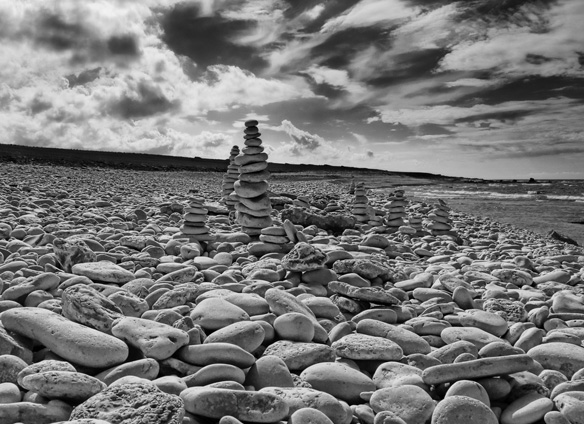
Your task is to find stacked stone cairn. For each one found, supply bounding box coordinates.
[426,198,455,235]
[408,213,424,233]
[384,189,407,233]
[221,145,240,210]
[179,196,214,242]
[367,204,385,229]
[233,120,273,236]
[351,182,369,223]
[348,177,356,194]
[293,195,311,209]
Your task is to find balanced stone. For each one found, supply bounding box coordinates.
[1,308,128,368]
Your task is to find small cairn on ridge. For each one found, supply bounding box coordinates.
[233,120,273,236]
[221,145,240,210]
[384,189,407,233]
[179,196,214,242]
[351,182,369,224]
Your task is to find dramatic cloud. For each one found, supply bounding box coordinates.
[0,0,583,178]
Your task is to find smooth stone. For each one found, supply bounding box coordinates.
[458,309,508,337]
[429,340,478,364]
[431,395,498,424]
[372,362,425,390]
[245,355,294,389]
[300,362,376,404]
[183,363,246,387]
[332,333,403,361]
[190,297,250,332]
[237,212,273,229]
[180,387,289,423]
[70,382,184,423]
[17,360,76,386]
[259,387,352,424]
[1,307,128,368]
[111,317,189,360]
[234,180,269,198]
[274,313,315,343]
[178,343,255,368]
[262,340,335,372]
[501,392,553,424]
[0,382,21,403]
[21,371,106,402]
[441,326,504,350]
[370,385,435,424]
[95,358,160,385]
[356,319,431,355]
[71,261,135,283]
[203,321,265,353]
[264,288,328,343]
[422,354,535,385]
[445,380,490,406]
[528,342,584,378]
[289,407,334,424]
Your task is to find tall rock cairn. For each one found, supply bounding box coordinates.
[233,119,273,236]
[221,145,240,210]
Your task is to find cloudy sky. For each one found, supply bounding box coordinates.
[1,0,583,179]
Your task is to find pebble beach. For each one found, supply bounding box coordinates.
[1,154,584,424]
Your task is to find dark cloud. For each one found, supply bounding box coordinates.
[108,79,180,119]
[496,145,584,159]
[365,48,450,87]
[107,35,140,57]
[160,4,267,75]
[416,124,454,136]
[455,76,584,106]
[454,109,534,124]
[525,54,553,65]
[309,26,393,69]
[35,14,89,51]
[29,95,53,115]
[66,68,103,88]
[366,150,374,157]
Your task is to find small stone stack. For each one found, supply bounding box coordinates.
[351,182,369,223]
[349,178,356,195]
[234,120,273,236]
[221,145,240,210]
[427,199,454,235]
[260,226,290,248]
[293,195,311,209]
[367,205,385,228]
[180,197,214,242]
[408,214,424,233]
[384,190,407,233]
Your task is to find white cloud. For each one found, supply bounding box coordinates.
[321,0,417,32]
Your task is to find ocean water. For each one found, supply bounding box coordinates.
[371,179,584,245]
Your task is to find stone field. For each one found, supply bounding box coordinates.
[1,156,584,424]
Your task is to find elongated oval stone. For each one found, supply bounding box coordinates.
[422,354,535,385]
[181,387,289,423]
[1,308,128,368]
